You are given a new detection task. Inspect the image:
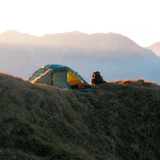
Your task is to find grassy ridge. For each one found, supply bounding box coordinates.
[0,73,159,160]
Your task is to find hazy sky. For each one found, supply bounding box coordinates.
[0,0,160,47]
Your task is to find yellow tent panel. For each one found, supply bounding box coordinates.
[67,71,84,87]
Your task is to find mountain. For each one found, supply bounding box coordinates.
[0,73,159,159]
[0,30,160,83]
[147,42,160,57]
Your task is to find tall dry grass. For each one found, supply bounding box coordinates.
[0,73,159,160]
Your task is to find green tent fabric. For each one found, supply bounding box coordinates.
[28,64,91,91]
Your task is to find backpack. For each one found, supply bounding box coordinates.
[91,71,104,84]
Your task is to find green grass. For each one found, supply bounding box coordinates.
[0,73,159,160]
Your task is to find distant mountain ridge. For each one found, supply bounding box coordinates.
[147,42,160,57]
[0,30,160,83]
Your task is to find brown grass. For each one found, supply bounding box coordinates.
[0,73,159,160]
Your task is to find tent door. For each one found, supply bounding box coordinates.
[67,71,85,89]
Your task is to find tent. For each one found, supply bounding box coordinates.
[28,64,92,91]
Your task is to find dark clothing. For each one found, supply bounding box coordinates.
[91,71,105,85]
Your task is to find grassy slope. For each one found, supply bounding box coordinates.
[0,73,159,160]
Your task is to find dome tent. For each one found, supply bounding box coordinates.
[28,64,91,91]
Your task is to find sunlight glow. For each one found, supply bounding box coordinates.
[0,0,160,47]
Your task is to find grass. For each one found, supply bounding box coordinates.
[0,73,159,160]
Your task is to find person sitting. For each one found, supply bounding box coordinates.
[91,71,105,85]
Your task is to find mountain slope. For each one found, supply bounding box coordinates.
[0,73,159,160]
[0,30,160,83]
[147,42,160,57]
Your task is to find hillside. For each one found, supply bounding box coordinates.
[0,73,159,160]
[0,30,160,84]
[147,42,160,57]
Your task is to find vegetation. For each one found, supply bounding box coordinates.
[0,73,159,160]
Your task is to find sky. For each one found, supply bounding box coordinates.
[0,0,160,47]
